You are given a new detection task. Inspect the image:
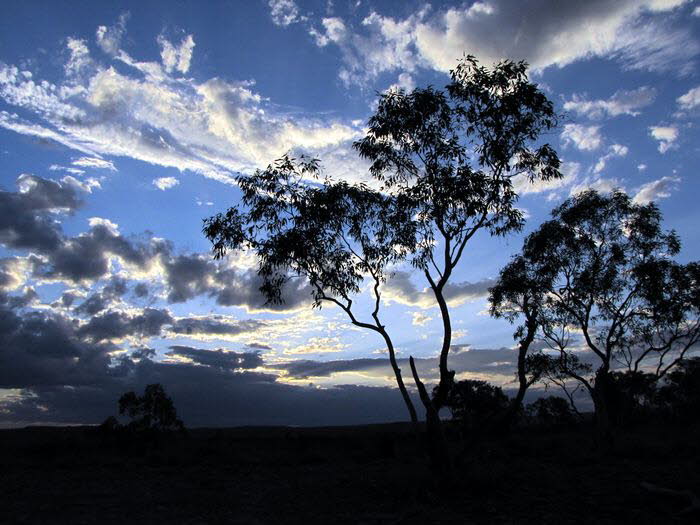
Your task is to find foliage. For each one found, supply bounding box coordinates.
[203,56,562,469]
[117,383,184,433]
[526,396,577,427]
[498,189,700,440]
[656,357,700,421]
[439,379,510,430]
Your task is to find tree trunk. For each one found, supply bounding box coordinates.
[380,329,419,429]
[499,317,538,433]
[592,368,615,452]
[410,357,452,480]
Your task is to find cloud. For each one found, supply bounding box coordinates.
[309,8,430,86]
[593,144,628,174]
[309,1,696,88]
[166,345,263,370]
[161,253,312,313]
[157,34,195,74]
[570,175,624,196]
[78,307,173,342]
[168,316,266,339]
[633,175,681,204]
[561,124,602,151]
[284,336,349,355]
[411,311,432,326]
[0,37,363,185]
[649,125,679,153]
[677,85,700,110]
[96,12,130,56]
[563,86,656,119]
[413,0,695,75]
[268,0,300,27]
[0,174,84,253]
[71,156,117,171]
[153,176,180,190]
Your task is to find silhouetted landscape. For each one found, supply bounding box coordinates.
[2,2,700,524]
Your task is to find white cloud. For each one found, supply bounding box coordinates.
[649,125,679,153]
[96,12,129,56]
[593,143,628,174]
[413,0,695,75]
[157,34,195,74]
[0,36,364,186]
[563,86,656,119]
[677,85,700,110]
[310,8,430,86]
[411,311,433,326]
[284,336,348,355]
[570,176,624,196]
[153,177,180,190]
[637,163,647,171]
[633,175,681,204]
[71,156,117,171]
[312,1,696,87]
[269,0,300,27]
[561,124,602,151]
[65,38,93,78]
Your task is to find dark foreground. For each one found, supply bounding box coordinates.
[1,422,699,524]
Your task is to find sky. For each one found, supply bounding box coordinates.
[0,0,699,427]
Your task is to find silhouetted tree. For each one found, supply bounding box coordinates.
[203,157,419,427]
[656,357,700,422]
[506,190,700,446]
[489,255,550,429]
[439,379,510,432]
[354,55,561,472]
[205,56,562,475]
[118,383,184,432]
[526,395,577,427]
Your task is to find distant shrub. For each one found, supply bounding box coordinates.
[439,379,510,430]
[526,396,576,427]
[101,383,185,435]
[655,358,700,422]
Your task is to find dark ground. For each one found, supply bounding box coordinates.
[1,421,699,524]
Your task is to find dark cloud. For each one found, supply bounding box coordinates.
[74,293,111,316]
[167,345,263,370]
[0,174,82,252]
[1,359,413,427]
[245,342,272,351]
[78,308,173,342]
[162,253,311,312]
[169,316,265,337]
[133,282,149,298]
[33,223,169,283]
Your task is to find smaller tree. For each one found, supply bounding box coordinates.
[502,190,700,446]
[526,396,577,427]
[655,357,700,421]
[439,379,510,432]
[118,384,184,432]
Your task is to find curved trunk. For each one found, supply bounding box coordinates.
[500,317,538,433]
[431,287,455,410]
[379,329,419,428]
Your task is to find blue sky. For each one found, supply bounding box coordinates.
[1,0,699,426]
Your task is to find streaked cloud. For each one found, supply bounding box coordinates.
[563,86,656,119]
